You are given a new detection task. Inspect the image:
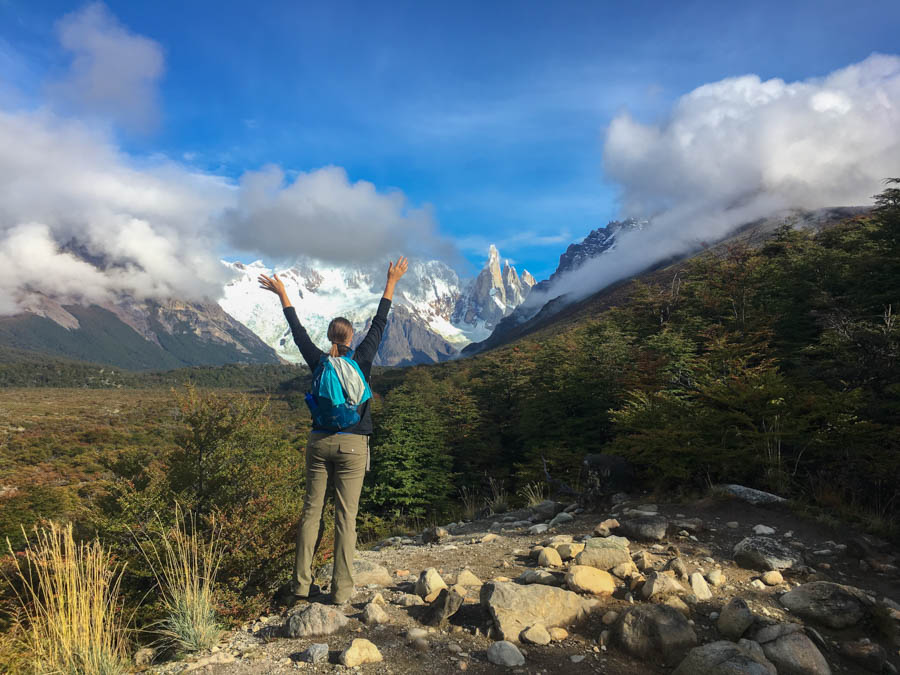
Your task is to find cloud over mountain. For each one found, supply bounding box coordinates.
[540,53,900,304]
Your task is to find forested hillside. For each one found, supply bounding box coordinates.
[363,182,900,531]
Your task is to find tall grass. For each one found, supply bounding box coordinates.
[135,507,224,653]
[517,481,547,507]
[457,486,479,521]
[4,522,130,674]
[484,477,509,514]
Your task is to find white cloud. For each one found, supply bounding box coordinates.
[49,2,164,132]
[222,164,455,265]
[539,53,900,304]
[0,108,234,315]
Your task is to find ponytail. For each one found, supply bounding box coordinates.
[327,317,353,358]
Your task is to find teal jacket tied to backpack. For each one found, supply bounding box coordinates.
[305,352,373,431]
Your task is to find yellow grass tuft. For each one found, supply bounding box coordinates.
[4,522,129,675]
[135,506,224,653]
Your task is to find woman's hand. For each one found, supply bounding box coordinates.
[258,273,292,308]
[383,256,408,301]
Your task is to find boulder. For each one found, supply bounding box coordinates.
[717,597,754,640]
[480,581,598,642]
[576,538,632,570]
[415,568,448,602]
[733,537,802,571]
[673,640,777,675]
[565,565,616,595]
[339,638,382,667]
[755,624,831,675]
[719,484,787,505]
[613,604,698,665]
[779,582,870,629]
[548,511,574,528]
[557,542,585,560]
[620,516,669,541]
[283,603,349,638]
[486,640,526,667]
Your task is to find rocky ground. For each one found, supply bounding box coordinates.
[143,488,900,674]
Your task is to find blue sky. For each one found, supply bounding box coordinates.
[2,0,899,281]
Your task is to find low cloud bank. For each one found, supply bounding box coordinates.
[537,53,900,305]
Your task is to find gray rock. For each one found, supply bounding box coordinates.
[673,640,777,675]
[284,604,349,638]
[756,624,831,675]
[517,569,559,585]
[733,537,802,571]
[531,500,564,521]
[528,523,549,535]
[620,516,669,541]
[780,582,870,629]
[672,518,704,533]
[301,643,329,664]
[480,581,598,642]
[424,587,466,627]
[717,597,754,640]
[668,557,689,580]
[753,525,776,535]
[719,484,787,505]
[548,511,574,528]
[614,604,698,665]
[486,640,526,667]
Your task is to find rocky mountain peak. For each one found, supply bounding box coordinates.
[452,245,534,332]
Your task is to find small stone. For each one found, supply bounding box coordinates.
[481,533,499,543]
[641,571,686,599]
[370,592,386,605]
[283,603,349,638]
[538,547,564,568]
[548,627,568,641]
[761,571,783,586]
[726,521,739,529]
[487,640,526,667]
[412,637,429,652]
[362,602,389,625]
[301,644,329,664]
[602,610,619,625]
[668,557,689,580]
[665,595,691,617]
[611,561,639,579]
[521,623,551,645]
[751,579,767,590]
[406,627,429,641]
[753,524,776,535]
[528,523,549,534]
[518,569,558,585]
[557,542,585,560]
[707,569,725,587]
[416,568,448,602]
[570,654,586,663]
[690,572,713,600]
[394,593,425,606]
[339,638,382,667]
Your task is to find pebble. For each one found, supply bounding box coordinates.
[753,524,776,535]
[570,655,586,663]
[761,570,784,585]
[726,521,739,529]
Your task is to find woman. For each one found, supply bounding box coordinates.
[258,257,408,604]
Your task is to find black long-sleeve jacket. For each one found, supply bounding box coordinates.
[283,297,391,435]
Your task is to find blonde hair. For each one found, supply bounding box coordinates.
[327,317,353,357]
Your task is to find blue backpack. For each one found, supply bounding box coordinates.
[305,352,372,431]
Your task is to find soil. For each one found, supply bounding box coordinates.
[149,494,900,674]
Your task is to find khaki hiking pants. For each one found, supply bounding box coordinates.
[292,431,368,603]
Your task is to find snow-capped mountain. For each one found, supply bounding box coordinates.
[219,247,534,367]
